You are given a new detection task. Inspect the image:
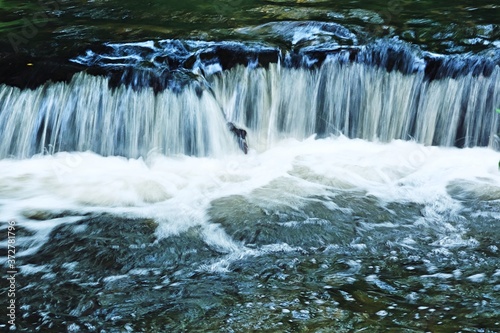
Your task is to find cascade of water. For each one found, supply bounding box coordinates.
[0,58,498,159]
[212,61,500,150]
[0,73,239,159]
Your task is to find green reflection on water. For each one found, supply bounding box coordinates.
[0,0,498,54]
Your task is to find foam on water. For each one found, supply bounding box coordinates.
[1,136,499,263]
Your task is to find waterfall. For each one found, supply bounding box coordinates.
[212,61,500,149]
[0,55,499,159]
[0,73,239,159]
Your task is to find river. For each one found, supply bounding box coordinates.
[0,1,499,332]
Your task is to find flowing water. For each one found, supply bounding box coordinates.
[0,1,500,332]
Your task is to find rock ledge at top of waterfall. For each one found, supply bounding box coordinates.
[1,33,499,91]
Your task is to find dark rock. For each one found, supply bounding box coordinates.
[228,122,248,154]
[0,53,86,89]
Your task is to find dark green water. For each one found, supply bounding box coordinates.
[0,0,499,55]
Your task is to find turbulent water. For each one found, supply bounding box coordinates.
[1,0,500,332]
[1,137,500,332]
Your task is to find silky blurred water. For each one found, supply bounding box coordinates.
[1,0,500,332]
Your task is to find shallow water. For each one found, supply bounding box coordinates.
[1,137,499,331]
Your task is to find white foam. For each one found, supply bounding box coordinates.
[1,137,499,261]
[102,275,129,283]
[467,273,486,283]
[421,273,454,279]
[18,264,50,275]
[376,310,388,317]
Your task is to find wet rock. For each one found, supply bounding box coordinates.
[0,53,85,89]
[209,194,356,247]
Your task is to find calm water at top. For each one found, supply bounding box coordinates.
[0,0,499,56]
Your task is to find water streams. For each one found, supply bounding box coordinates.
[0,1,499,332]
[1,42,499,159]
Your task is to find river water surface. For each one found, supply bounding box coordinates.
[0,1,500,332]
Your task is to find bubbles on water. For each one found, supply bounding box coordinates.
[67,323,81,333]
